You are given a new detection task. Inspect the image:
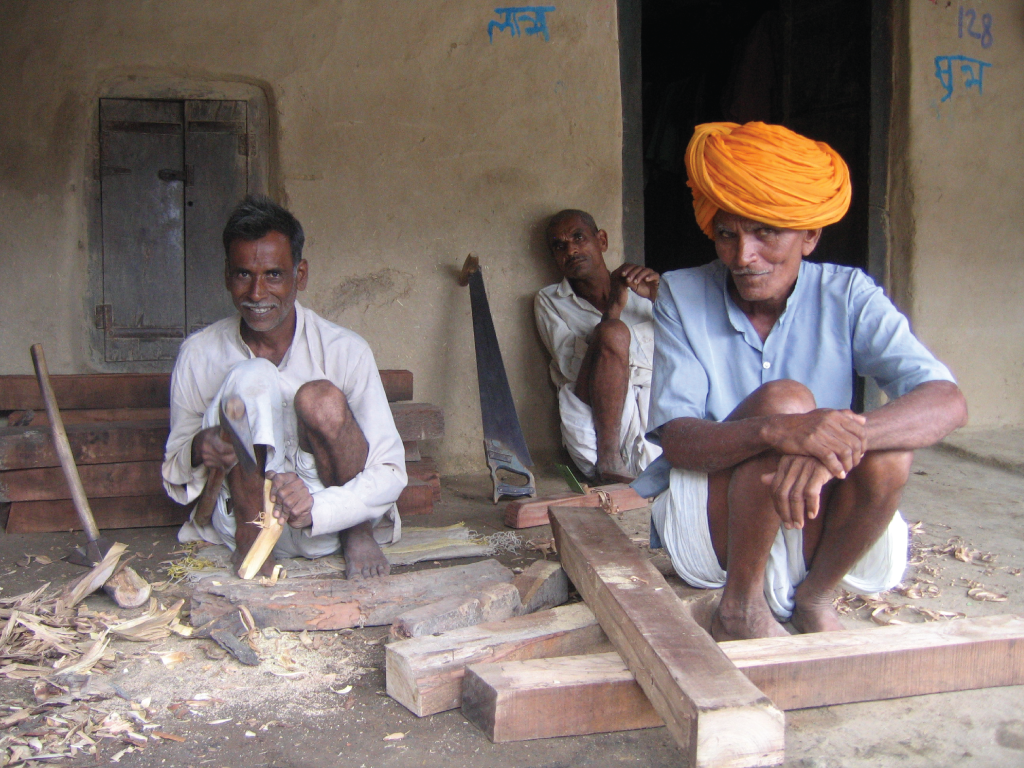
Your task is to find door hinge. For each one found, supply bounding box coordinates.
[238,133,249,157]
[95,304,112,331]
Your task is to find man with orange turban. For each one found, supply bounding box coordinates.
[634,122,968,640]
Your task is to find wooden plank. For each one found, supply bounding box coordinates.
[406,457,441,501]
[504,484,649,529]
[380,369,414,402]
[0,373,171,411]
[0,420,169,470]
[0,369,414,410]
[190,558,513,630]
[462,652,663,742]
[723,613,1024,711]
[465,614,1024,741]
[7,407,171,427]
[390,581,521,639]
[385,602,609,717]
[0,461,163,502]
[391,402,444,442]
[396,479,434,516]
[550,505,785,768]
[5,495,188,533]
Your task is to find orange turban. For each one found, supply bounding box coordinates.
[684,121,851,239]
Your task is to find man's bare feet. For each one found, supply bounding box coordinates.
[711,599,790,641]
[790,589,844,634]
[344,521,391,580]
[595,457,635,485]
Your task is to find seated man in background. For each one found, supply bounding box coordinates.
[535,209,662,483]
[162,195,406,579]
[636,122,967,639]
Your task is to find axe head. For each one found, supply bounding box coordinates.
[219,395,260,475]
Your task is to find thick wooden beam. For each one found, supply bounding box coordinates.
[0,460,164,502]
[550,505,784,768]
[0,406,434,470]
[386,602,608,717]
[406,457,441,501]
[190,558,513,630]
[504,484,649,529]
[0,373,171,410]
[8,407,170,427]
[390,402,444,442]
[0,420,169,470]
[0,369,414,410]
[5,495,188,533]
[724,613,1024,710]
[461,614,1024,742]
[396,479,434,516]
[462,653,663,742]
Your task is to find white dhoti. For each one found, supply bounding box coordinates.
[558,381,662,478]
[178,358,400,558]
[650,467,908,619]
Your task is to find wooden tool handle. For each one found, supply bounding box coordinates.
[192,466,225,526]
[30,344,101,543]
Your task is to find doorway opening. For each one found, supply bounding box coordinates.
[638,0,873,276]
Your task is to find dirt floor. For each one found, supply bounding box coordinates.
[2,436,1024,768]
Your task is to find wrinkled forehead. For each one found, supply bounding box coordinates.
[547,215,596,243]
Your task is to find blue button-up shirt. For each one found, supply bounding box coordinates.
[633,259,955,498]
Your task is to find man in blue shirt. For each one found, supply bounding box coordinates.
[637,122,968,640]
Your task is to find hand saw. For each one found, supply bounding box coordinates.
[459,255,536,503]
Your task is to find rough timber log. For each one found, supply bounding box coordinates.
[190,558,513,630]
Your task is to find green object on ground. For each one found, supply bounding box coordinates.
[556,463,586,495]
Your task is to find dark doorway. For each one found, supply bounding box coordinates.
[640,0,872,276]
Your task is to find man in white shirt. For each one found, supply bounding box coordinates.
[534,210,662,482]
[162,196,406,579]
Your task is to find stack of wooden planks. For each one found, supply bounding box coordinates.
[0,370,443,532]
[386,502,1024,767]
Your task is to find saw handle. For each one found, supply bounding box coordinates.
[30,344,102,543]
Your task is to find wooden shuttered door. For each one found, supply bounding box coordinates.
[98,98,247,362]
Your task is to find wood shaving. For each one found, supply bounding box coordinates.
[107,600,187,642]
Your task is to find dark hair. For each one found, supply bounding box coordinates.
[546,209,600,243]
[222,195,305,265]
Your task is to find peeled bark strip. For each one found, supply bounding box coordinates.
[237,478,283,580]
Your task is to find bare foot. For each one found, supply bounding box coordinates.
[344,522,390,580]
[790,594,844,634]
[711,600,790,641]
[595,457,635,485]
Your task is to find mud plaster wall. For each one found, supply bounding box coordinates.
[0,1,624,473]
[907,0,1024,426]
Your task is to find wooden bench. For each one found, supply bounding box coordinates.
[0,371,443,532]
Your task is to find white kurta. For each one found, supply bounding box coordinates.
[162,302,407,556]
[534,278,661,477]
